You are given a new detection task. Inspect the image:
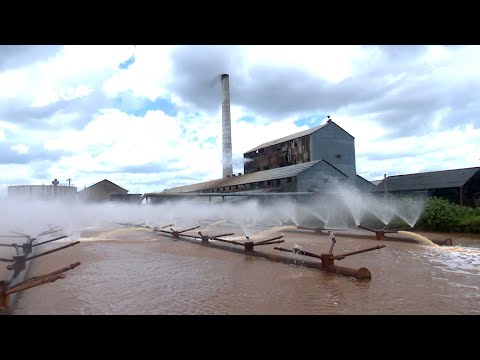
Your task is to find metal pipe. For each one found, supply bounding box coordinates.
[5,274,65,295]
[157,233,372,280]
[178,226,201,233]
[24,241,80,262]
[8,262,81,289]
[274,246,323,260]
[432,238,453,246]
[357,224,375,233]
[252,240,285,247]
[209,237,245,246]
[31,235,68,247]
[254,235,284,245]
[333,245,386,259]
[210,233,235,239]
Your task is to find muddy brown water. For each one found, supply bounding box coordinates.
[10,227,480,315]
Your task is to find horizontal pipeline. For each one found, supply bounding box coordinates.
[156,234,372,280]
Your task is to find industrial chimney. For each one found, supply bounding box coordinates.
[221,74,233,178]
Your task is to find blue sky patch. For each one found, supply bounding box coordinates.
[119,55,135,70]
[114,95,178,117]
[294,114,324,128]
[238,116,256,124]
[204,136,216,144]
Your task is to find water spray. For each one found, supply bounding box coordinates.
[356,224,452,246]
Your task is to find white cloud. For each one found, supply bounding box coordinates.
[31,84,94,107]
[0,45,135,109]
[102,45,174,100]
[2,45,480,196]
[244,45,366,83]
[10,144,29,154]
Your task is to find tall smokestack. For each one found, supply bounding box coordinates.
[221,73,233,178]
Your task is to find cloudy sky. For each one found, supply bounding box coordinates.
[1,45,479,196]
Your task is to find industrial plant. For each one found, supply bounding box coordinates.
[5,73,480,208]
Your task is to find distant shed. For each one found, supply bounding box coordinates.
[373,167,480,207]
[78,179,128,202]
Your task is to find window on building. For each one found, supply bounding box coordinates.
[287,177,292,183]
[267,180,272,185]
[276,179,281,186]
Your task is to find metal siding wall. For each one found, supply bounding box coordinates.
[81,182,128,202]
[297,162,347,192]
[356,177,375,193]
[243,136,310,174]
[310,123,356,183]
[7,185,77,200]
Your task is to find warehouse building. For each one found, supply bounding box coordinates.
[373,167,480,207]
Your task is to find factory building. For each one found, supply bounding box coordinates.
[7,184,77,201]
[78,179,129,203]
[152,118,372,198]
[243,118,357,183]
[373,167,480,207]
[142,160,348,204]
[142,74,374,202]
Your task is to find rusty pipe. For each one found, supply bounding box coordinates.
[274,246,323,260]
[357,224,375,232]
[178,233,201,239]
[31,235,68,247]
[210,233,235,239]
[13,262,81,288]
[432,238,453,246]
[6,274,66,295]
[37,227,62,236]
[24,241,80,261]
[297,226,316,231]
[178,226,201,233]
[208,237,245,246]
[157,233,372,280]
[333,245,386,260]
[252,239,285,247]
[254,235,284,245]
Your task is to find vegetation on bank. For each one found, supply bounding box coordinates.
[415,197,480,233]
[361,197,480,234]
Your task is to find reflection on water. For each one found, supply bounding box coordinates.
[14,229,480,315]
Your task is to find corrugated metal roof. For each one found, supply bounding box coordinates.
[164,160,325,193]
[244,120,355,153]
[356,175,375,186]
[245,124,328,153]
[79,179,128,193]
[373,167,480,192]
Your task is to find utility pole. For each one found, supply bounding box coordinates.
[66,178,71,187]
[384,174,387,197]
